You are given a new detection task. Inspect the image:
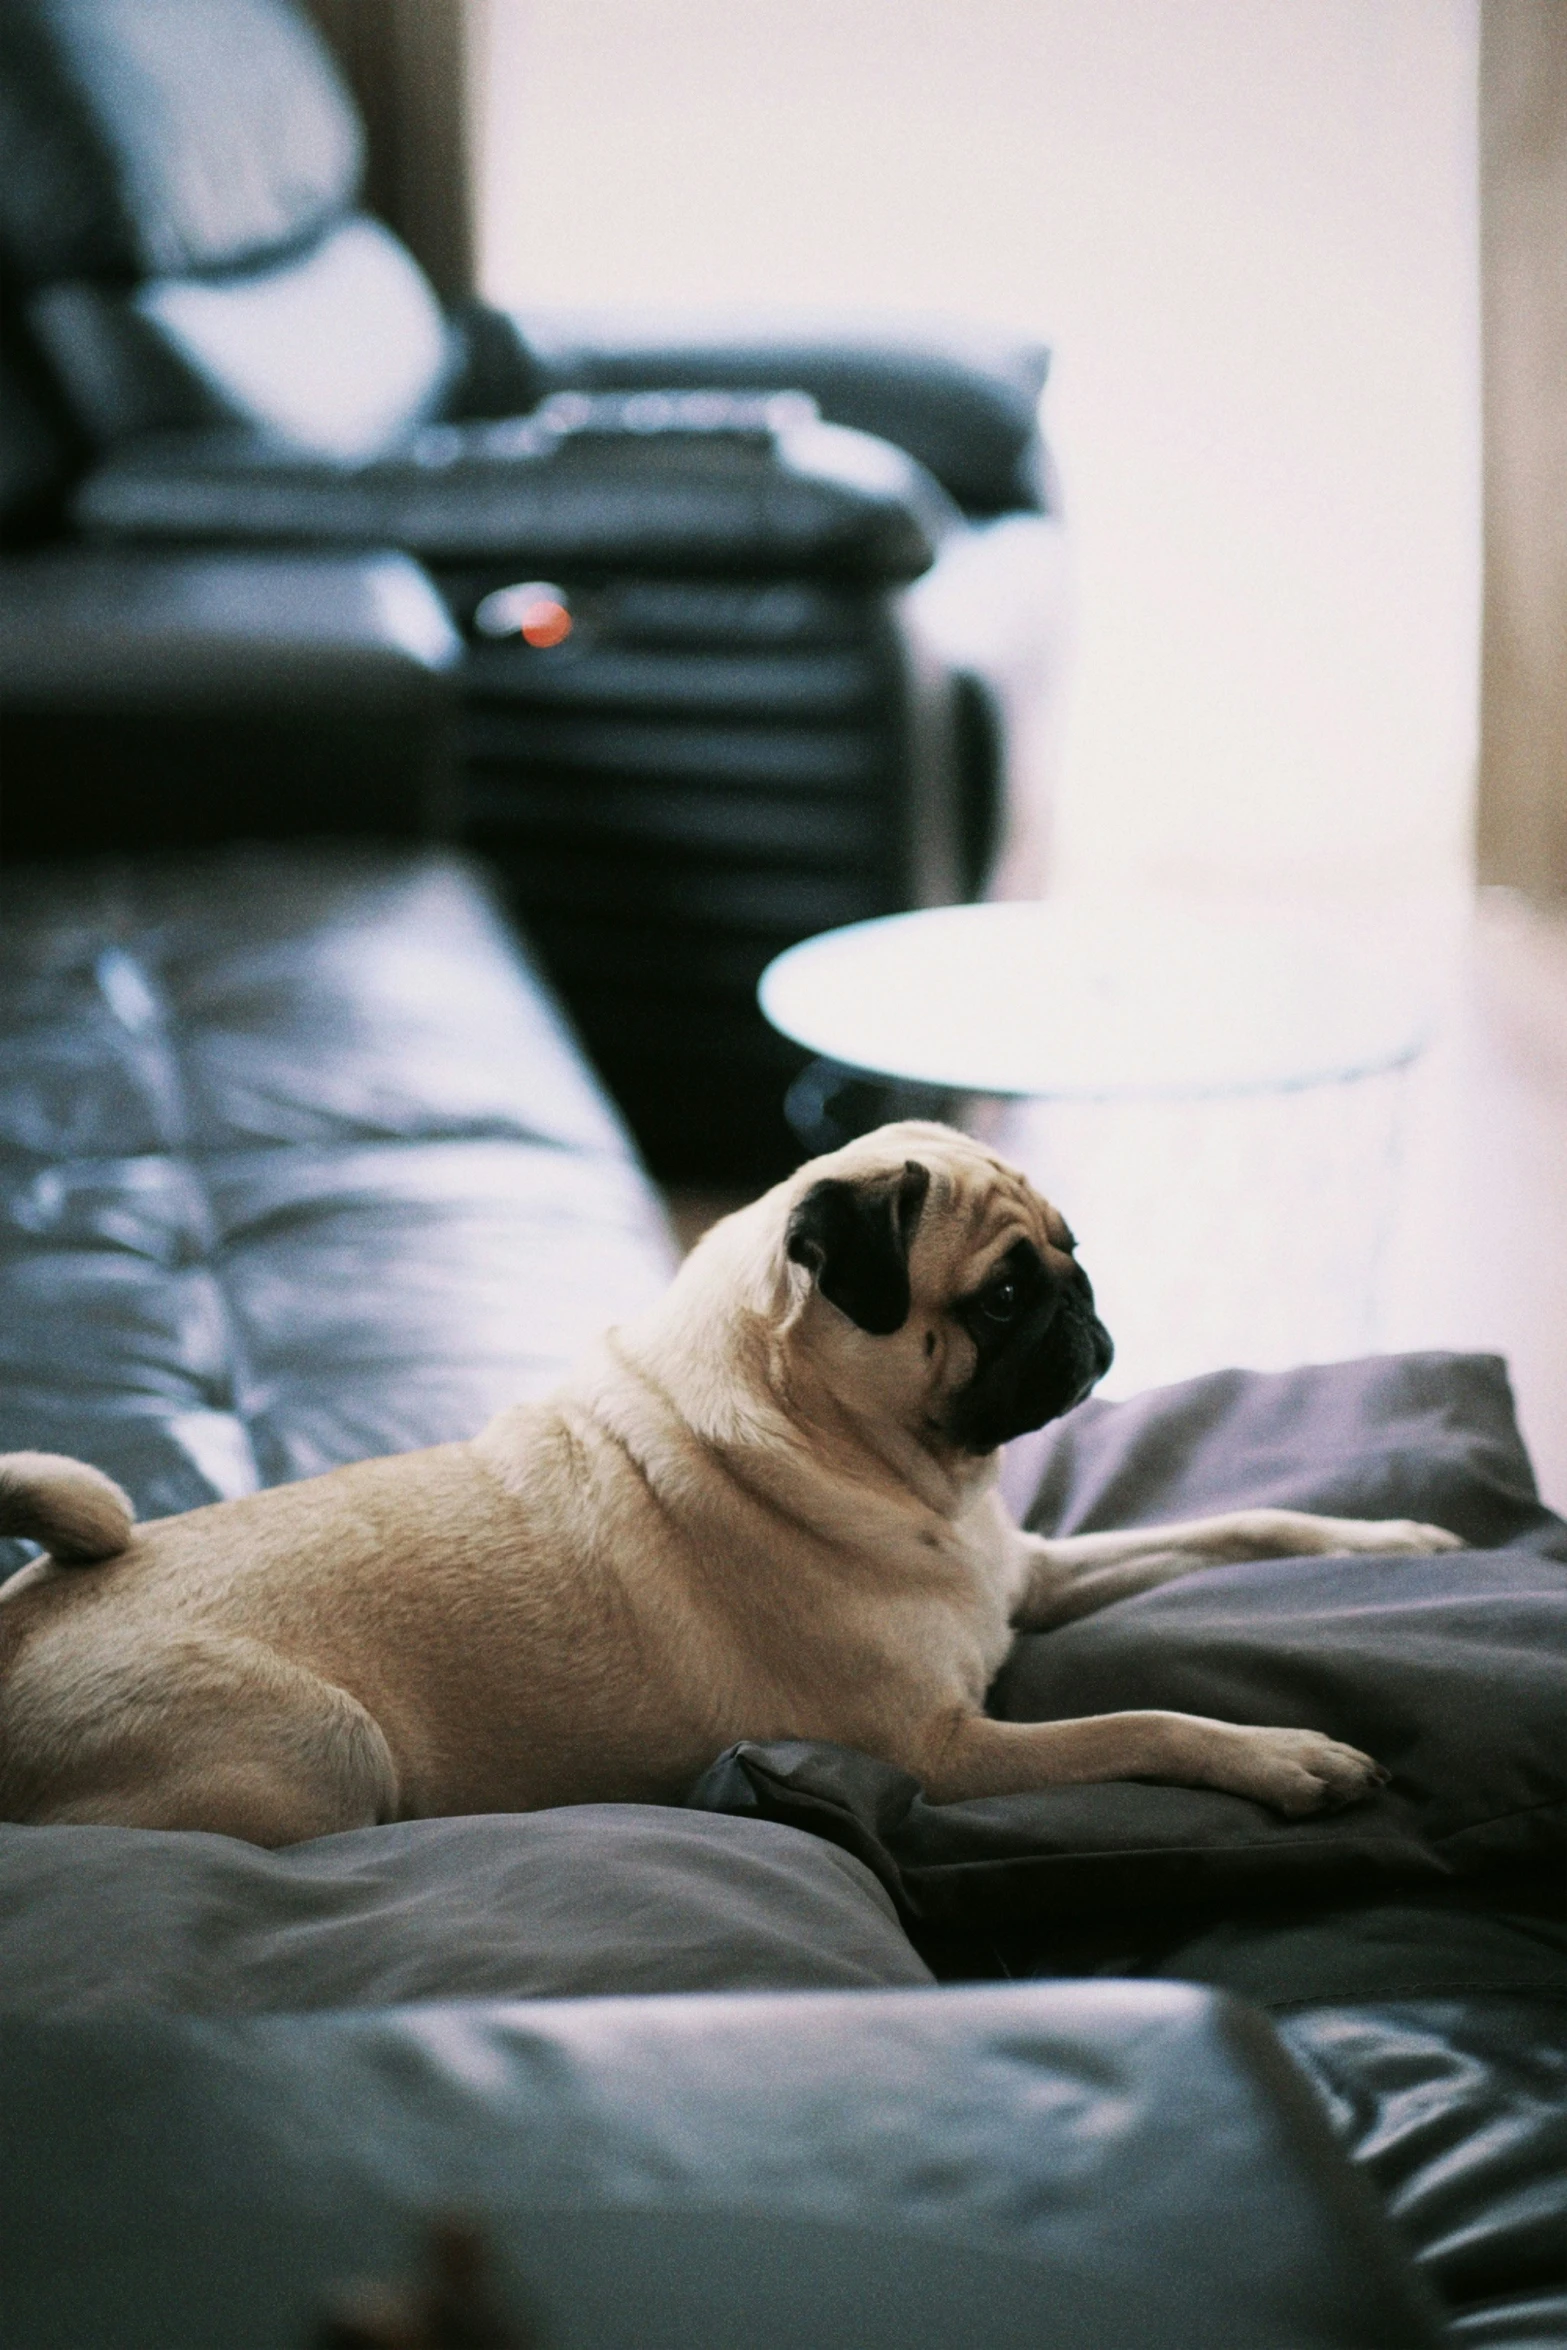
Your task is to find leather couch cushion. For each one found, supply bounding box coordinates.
[0,848,675,1531]
[30,216,456,460]
[71,401,956,578]
[0,1810,934,2015]
[0,1980,1444,2350]
[0,545,459,709]
[691,1356,1566,1939]
[0,0,361,284]
[1280,1996,1567,2350]
[0,546,460,854]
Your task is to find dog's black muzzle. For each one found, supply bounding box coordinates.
[948,1257,1114,1454]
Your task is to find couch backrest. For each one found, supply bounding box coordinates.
[0,0,453,463]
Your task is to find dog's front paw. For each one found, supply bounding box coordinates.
[1367,1519,1465,1555]
[1213,1725,1389,1815]
[1309,1515,1465,1558]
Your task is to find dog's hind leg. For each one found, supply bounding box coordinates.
[1,1630,400,1846]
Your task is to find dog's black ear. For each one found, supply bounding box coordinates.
[785,1160,930,1334]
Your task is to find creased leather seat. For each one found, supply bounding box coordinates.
[1280,1997,1567,2350]
[0,846,675,1539]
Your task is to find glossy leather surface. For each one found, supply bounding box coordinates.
[0,1981,1444,2350]
[0,548,460,855]
[0,544,459,709]
[33,214,456,458]
[0,847,675,1544]
[72,405,955,580]
[1280,1999,1567,2350]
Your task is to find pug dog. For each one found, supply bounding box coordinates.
[0,1122,1460,1846]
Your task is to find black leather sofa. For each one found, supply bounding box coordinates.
[0,0,1065,1182]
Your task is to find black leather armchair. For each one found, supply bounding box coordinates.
[0,0,1065,1179]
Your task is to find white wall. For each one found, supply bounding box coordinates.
[473,0,1480,904]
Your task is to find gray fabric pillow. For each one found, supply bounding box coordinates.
[690,1356,1566,1942]
[0,1807,933,2017]
[1000,1350,1564,1558]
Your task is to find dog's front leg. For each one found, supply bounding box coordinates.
[912,1704,1387,1816]
[1011,1506,1462,1632]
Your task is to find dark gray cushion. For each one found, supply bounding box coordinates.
[0,1809,934,2016]
[690,1356,1567,1940]
[0,0,361,284]
[998,1349,1565,1557]
[1065,1897,1567,2013]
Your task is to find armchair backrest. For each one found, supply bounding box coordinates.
[0,0,454,465]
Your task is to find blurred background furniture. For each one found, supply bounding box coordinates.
[0,0,1065,1184]
[0,542,460,854]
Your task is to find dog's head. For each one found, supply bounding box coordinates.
[780,1121,1113,1454]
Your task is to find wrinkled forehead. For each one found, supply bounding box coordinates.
[919,1148,1067,1270]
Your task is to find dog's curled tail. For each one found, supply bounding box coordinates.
[0,1452,135,1564]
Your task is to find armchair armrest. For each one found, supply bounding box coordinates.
[73,394,959,581]
[455,303,1053,519]
[0,545,459,855]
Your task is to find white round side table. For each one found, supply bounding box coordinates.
[760,899,1433,1394]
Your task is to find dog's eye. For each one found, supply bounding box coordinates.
[978,1277,1019,1323]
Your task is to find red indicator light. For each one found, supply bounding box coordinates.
[519,598,573,648]
[473,580,576,646]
